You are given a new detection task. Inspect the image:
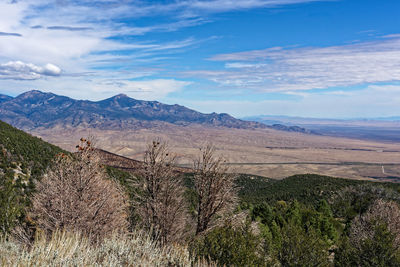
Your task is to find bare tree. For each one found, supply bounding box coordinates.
[193,144,237,235]
[30,138,129,241]
[136,140,187,244]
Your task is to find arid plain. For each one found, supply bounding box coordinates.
[32,124,400,181]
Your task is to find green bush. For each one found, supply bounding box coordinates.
[191,223,265,266]
[278,223,330,267]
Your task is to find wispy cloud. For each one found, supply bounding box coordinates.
[192,37,400,91]
[0,31,22,37]
[0,1,206,87]
[31,0,328,20]
[102,0,331,18]
[0,0,346,103]
[46,26,94,31]
[179,0,326,14]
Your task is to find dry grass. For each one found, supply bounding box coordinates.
[0,230,215,266]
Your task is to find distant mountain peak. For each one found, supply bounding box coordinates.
[109,93,130,100]
[115,93,128,98]
[18,89,49,96]
[15,90,57,101]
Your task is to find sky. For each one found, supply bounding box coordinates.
[0,0,400,118]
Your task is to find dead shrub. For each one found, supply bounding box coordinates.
[136,140,188,245]
[193,144,238,235]
[30,138,129,241]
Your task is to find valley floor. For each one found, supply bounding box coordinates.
[31,125,400,181]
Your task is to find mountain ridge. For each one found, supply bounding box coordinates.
[0,90,316,134]
[0,90,266,130]
[0,94,13,103]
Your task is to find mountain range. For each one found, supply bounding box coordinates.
[3,91,400,181]
[0,90,312,133]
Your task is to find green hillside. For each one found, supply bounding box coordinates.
[0,120,64,181]
[0,120,64,233]
[237,173,400,206]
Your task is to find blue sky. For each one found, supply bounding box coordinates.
[1,0,400,118]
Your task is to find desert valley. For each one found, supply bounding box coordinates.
[3,90,400,181]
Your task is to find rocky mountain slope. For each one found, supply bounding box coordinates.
[0,90,317,134]
[0,90,265,130]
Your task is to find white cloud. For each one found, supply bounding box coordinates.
[225,62,268,69]
[41,63,61,76]
[0,0,333,68]
[191,37,400,91]
[0,1,27,32]
[0,0,336,100]
[0,0,208,101]
[0,1,203,72]
[0,61,61,80]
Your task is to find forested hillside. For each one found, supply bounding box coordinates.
[0,120,64,233]
[237,173,400,206]
[0,120,64,180]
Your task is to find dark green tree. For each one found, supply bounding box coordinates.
[0,176,25,234]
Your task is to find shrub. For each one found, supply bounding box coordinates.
[191,223,265,266]
[278,223,330,267]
